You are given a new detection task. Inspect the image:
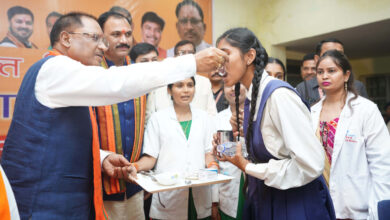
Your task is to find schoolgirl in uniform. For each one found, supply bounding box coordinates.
[213,27,336,220]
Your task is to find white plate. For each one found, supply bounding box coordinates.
[154,172,179,186]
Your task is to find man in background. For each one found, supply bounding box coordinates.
[109,6,136,45]
[209,70,229,112]
[46,11,62,49]
[129,42,159,63]
[141,11,166,59]
[167,0,211,57]
[0,6,37,48]
[97,11,144,220]
[300,52,316,81]
[46,11,62,37]
[129,42,159,220]
[296,38,368,106]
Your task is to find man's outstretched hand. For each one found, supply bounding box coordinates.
[102,153,137,182]
[195,47,228,73]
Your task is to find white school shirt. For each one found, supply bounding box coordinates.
[0,165,20,220]
[143,107,214,219]
[145,75,217,123]
[214,106,243,218]
[34,54,196,164]
[244,71,325,189]
[311,93,390,220]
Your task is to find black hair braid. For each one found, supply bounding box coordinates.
[234,83,241,141]
[243,42,267,196]
[245,42,268,163]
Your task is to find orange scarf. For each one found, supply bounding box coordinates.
[98,57,146,195]
[0,170,11,220]
[46,49,108,220]
[6,32,37,49]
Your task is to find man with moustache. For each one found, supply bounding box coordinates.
[300,53,316,81]
[0,12,227,219]
[0,6,37,48]
[141,11,166,59]
[209,70,229,112]
[167,0,211,57]
[96,11,146,220]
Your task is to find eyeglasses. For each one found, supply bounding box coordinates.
[68,32,109,47]
[177,50,195,56]
[178,18,202,26]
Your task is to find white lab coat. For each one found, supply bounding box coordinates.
[214,107,243,218]
[311,93,390,220]
[143,106,215,219]
[145,75,217,123]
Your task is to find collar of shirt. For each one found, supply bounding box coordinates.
[104,57,128,67]
[166,104,200,121]
[246,70,269,101]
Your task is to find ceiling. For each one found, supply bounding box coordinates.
[278,18,390,59]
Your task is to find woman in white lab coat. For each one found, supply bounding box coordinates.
[311,50,390,220]
[135,77,217,220]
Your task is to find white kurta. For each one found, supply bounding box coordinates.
[35,54,196,108]
[145,75,217,122]
[33,54,196,164]
[214,106,243,218]
[311,93,390,220]
[143,107,214,219]
[244,71,324,190]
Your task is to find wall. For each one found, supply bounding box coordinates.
[213,0,390,75]
[351,56,390,80]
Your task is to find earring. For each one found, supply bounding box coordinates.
[344,82,348,92]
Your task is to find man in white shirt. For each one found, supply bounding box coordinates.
[167,0,211,57]
[0,12,227,219]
